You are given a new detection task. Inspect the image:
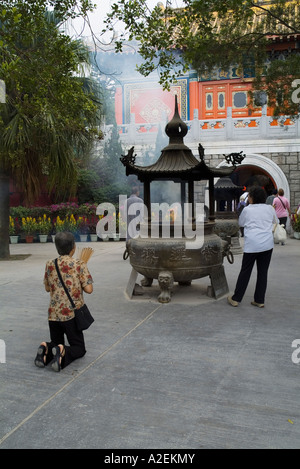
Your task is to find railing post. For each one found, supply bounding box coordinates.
[128,113,136,143]
[191,109,200,140]
[259,104,268,139]
[226,107,233,140]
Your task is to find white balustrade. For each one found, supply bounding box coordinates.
[103,106,300,146]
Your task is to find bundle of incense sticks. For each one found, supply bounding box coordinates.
[77,247,94,263]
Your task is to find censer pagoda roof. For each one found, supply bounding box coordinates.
[120,96,243,182]
[214,177,243,190]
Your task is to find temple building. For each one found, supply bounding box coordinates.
[93,4,300,212]
[9,2,300,211]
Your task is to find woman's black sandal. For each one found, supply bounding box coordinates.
[34,344,47,368]
[50,345,64,372]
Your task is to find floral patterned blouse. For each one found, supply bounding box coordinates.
[44,255,93,322]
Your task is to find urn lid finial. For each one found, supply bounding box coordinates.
[165,95,188,143]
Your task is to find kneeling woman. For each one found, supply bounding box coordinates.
[228,186,278,308]
[35,232,93,371]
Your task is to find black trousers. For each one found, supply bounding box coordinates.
[232,249,273,304]
[279,217,287,229]
[45,318,86,369]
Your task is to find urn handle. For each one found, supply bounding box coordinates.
[222,238,234,264]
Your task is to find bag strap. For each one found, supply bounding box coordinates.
[54,258,75,310]
[277,196,286,210]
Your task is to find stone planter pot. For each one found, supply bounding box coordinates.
[52,234,56,242]
[214,211,242,255]
[25,235,34,243]
[39,234,48,243]
[90,234,98,242]
[294,231,300,239]
[214,212,239,238]
[79,234,88,242]
[10,235,19,244]
[113,233,120,241]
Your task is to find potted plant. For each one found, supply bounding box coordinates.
[64,214,77,235]
[87,214,101,242]
[37,214,52,242]
[21,216,37,242]
[9,216,19,244]
[291,210,300,239]
[77,216,89,242]
[113,212,120,241]
[53,214,77,240]
[111,212,127,241]
[105,212,120,241]
[118,211,127,240]
[53,216,64,242]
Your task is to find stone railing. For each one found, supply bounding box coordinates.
[102,105,300,146]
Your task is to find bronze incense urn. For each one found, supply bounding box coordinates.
[121,97,245,303]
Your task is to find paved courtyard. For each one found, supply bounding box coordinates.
[0,236,300,449]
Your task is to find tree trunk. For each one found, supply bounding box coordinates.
[0,169,10,260]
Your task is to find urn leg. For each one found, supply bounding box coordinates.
[141,276,153,287]
[209,266,229,299]
[158,271,174,303]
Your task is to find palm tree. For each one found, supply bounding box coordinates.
[0,9,101,259]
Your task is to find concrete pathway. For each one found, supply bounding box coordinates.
[0,237,300,449]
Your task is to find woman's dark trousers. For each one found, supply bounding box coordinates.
[279,217,287,229]
[232,249,273,304]
[46,318,86,368]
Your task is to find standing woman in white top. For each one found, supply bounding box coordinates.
[228,186,278,308]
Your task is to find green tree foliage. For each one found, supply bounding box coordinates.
[0,0,101,258]
[105,0,300,114]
